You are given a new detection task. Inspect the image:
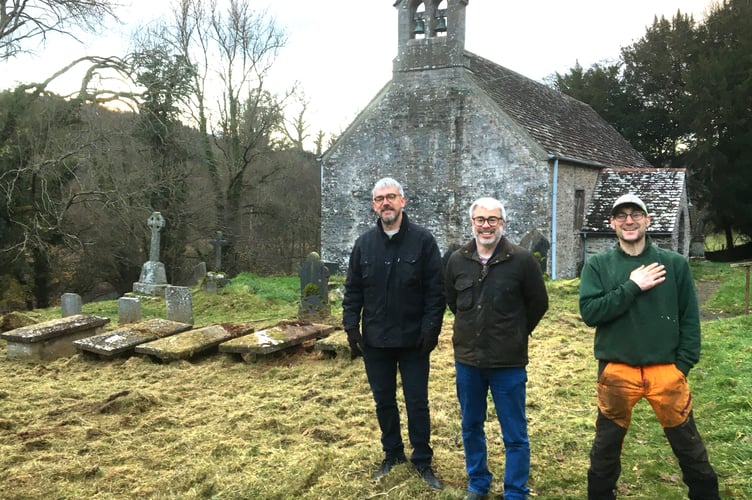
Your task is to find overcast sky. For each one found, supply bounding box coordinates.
[0,0,717,141]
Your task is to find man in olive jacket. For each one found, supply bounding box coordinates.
[343,177,446,490]
[445,197,548,500]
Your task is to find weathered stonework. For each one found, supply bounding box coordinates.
[321,0,659,279]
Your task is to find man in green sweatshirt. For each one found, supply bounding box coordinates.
[579,193,719,500]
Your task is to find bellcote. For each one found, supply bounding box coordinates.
[393,0,468,74]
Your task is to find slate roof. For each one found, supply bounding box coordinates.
[466,52,653,169]
[582,168,687,233]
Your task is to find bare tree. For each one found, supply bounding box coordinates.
[0,0,118,60]
[281,92,311,151]
[131,0,291,274]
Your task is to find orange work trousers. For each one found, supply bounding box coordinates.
[596,362,691,429]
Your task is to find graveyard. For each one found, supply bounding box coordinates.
[0,262,750,498]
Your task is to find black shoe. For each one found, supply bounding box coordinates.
[465,492,488,500]
[373,454,407,480]
[416,466,443,490]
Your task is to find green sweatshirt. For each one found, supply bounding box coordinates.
[579,239,701,375]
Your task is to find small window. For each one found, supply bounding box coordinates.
[574,190,585,229]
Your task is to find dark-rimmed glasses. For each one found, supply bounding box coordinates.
[472,216,502,227]
[373,193,400,204]
[613,211,646,222]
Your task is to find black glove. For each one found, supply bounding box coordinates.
[416,332,438,357]
[346,329,363,359]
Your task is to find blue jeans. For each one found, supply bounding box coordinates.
[455,362,530,499]
[363,345,432,468]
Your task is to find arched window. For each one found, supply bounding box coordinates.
[413,1,426,40]
[434,0,448,36]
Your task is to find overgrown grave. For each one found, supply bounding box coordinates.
[73,318,192,359]
[219,320,335,362]
[1,314,110,361]
[134,323,253,362]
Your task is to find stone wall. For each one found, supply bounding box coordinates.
[553,163,601,278]
[321,68,554,274]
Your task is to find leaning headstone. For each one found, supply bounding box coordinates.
[165,286,193,325]
[186,261,207,286]
[298,252,331,321]
[133,212,169,296]
[61,293,82,317]
[118,297,141,325]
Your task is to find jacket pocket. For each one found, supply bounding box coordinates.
[399,253,421,286]
[454,278,474,311]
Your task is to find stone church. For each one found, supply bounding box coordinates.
[320,0,688,279]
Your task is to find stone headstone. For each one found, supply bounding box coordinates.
[165,286,193,325]
[209,231,228,271]
[519,229,550,274]
[298,252,330,321]
[187,261,207,286]
[147,211,165,262]
[61,293,82,317]
[133,212,169,296]
[118,297,141,324]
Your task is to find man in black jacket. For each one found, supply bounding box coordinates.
[445,197,548,500]
[343,177,446,490]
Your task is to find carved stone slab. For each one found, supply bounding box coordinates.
[73,318,192,357]
[1,314,110,361]
[134,324,240,361]
[219,321,334,362]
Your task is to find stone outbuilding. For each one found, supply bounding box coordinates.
[320,0,688,278]
[581,168,691,263]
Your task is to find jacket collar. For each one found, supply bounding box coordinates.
[460,236,515,264]
[377,211,410,241]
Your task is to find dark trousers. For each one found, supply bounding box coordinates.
[589,411,719,499]
[362,345,432,468]
[588,361,720,499]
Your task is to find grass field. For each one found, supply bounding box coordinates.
[0,262,749,499]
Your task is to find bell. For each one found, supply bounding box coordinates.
[413,17,425,35]
[435,15,447,33]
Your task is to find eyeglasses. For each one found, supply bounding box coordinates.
[373,193,400,204]
[613,211,646,222]
[472,216,502,226]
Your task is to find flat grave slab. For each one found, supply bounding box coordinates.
[1,314,110,361]
[134,323,251,362]
[73,318,192,358]
[219,320,335,362]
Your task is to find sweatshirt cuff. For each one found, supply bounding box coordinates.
[676,361,691,376]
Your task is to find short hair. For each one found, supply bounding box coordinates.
[469,197,507,221]
[372,177,405,198]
